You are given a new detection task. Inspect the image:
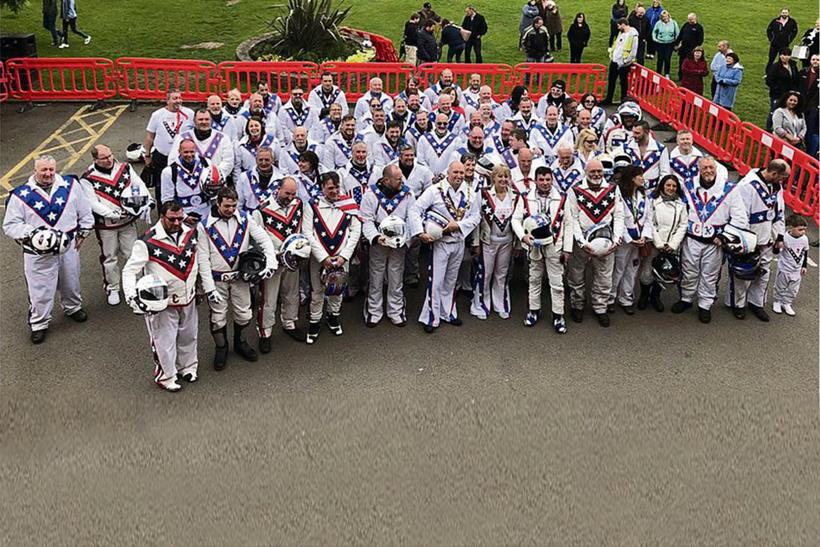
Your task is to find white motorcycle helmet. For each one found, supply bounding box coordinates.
[598,153,615,182]
[125,143,145,163]
[617,101,642,121]
[24,226,70,255]
[120,189,152,218]
[134,274,169,313]
[585,223,613,256]
[522,214,553,247]
[379,215,407,248]
[718,224,758,255]
[280,233,312,271]
[423,210,450,241]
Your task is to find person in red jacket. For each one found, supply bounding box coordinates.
[680,46,708,95]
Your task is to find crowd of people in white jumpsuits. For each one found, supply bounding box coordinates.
[3,69,810,392]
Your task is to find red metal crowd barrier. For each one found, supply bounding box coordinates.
[4,57,116,102]
[116,57,218,102]
[318,61,415,102]
[218,61,318,102]
[0,61,8,102]
[733,122,819,220]
[416,63,513,102]
[513,63,607,101]
[340,27,400,62]
[674,87,741,164]
[627,65,680,125]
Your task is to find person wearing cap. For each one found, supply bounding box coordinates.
[603,18,639,105]
[536,79,568,119]
[417,2,442,25]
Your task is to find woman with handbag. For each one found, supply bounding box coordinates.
[640,174,687,312]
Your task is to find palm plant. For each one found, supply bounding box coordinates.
[266,0,357,62]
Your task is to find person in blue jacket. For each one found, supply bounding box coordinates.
[645,0,664,59]
[58,0,91,48]
[713,52,744,111]
[440,19,467,63]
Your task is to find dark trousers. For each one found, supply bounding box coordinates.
[605,62,631,103]
[646,36,656,55]
[636,40,647,65]
[569,43,585,63]
[61,17,89,44]
[710,77,718,99]
[609,21,619,46]
[767,45,781,70]
[655,43,674,76]
[447,47,464,63]
[148,150,168,204]
[43,14,61,45]
[549,33,562,51]
[465,38,483,63]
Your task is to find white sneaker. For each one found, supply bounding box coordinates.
[783,304,796,316]
[59,43,69,49]
[107,291,121,306]
[180,371,198,383]
[157,378,182,392]
[772,301,783,314]
[84,36,92,45]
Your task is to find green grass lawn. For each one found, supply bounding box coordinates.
[1,0,815,127]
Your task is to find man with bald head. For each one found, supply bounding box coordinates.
[565,158,625,327]
[411,161,482,333]
[4,155,94,344]
[424,68,464,106]
[80,144,152,305]
[360,163,419,326]
[206,94,237,142]
[252,176,308,348]
[531,105,575,165]
[462,73,483,110]
[417,112,462,175]
[354,77,394,119]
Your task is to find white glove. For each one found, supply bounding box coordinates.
[127,296,145,315]
[220,271,240,283]
[106,210,126,221]
[259,267,275,280]
[207,290,224,304]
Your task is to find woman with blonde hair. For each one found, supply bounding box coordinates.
[574,128,601,168]
[470,163,516,320]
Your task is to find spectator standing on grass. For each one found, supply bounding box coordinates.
[417,2,442,25]
[567,12,591,63]
[651,10,678,78]
[403,13,421,65]
[58,0,91,48]
[766,8,798,70]
[680,46,708,96]
[713,52,743,111]
[628,4,650,65]
[520,1,540,43]
[765,48,800,130]
[674,13,704,80]
[417,20,439,64]
[544,1,563,53]
[645,0,663,60]
[609,0,629,46]
[462,5,488,63]
[522,17,551,65]
[772,91,806,149]
[603,18,639,105]
[709,40,732,99]
[42,0,62,47]
[440,19,468,63]
[797,18,820,69]
[799,54,819,156]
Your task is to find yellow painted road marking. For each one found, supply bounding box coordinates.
[0,104,128,196]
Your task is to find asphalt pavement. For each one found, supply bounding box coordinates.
[1,102,818,545]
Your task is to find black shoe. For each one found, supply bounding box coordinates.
[620,304,635,315]
[327,314,343,335]
[458,288,473,299]
[234,322,258,362]
[649,283,664,312]
[283,327,307,342]
[423,324,436,333]
[595,313,610,327]
[67,309,88,322]
[306,322,321,344]
[259,336,272,354]
[671,300,693,314]
[180,372,198,383]
[393,320,407,327]
[214,345,228,370]
[365,320,379,328]
[732,306,746,320]
[30,329,47,344]
[570,308,584,323]
[637,284,651,310]
[405,280,420,289]
[698,307,712,324]
[748,304,770,322]
[606,304,615,314]
[447,317,463,327]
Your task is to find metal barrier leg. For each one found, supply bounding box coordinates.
[129,99,137,113]
[18,101,33,114]
[91,99,105,112]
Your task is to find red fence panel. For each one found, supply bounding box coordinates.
[0,61,8,102]
[416,63,514,102]
[627,65,680,125]
[673,87,740,163]
[340,27,400,62]
[116,58,218,102]
[218,61,318,102]
[733,122,819,219]
[4,57,116,102]
[513,63,607,101]
[318,62,416,102]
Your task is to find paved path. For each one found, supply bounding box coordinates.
[1,102,818,545]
